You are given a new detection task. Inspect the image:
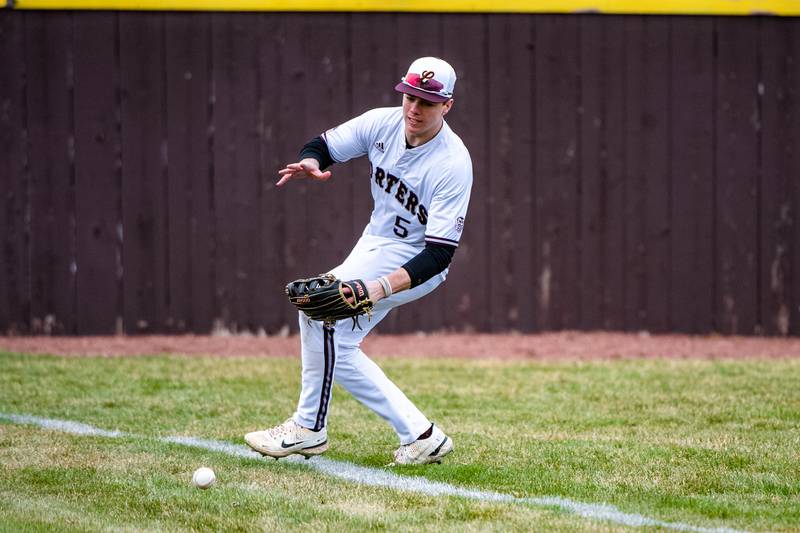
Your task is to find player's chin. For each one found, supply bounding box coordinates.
[404,121,425,136]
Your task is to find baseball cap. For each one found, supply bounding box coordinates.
[394,57,456,103]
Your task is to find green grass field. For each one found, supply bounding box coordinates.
[0,351,798,532]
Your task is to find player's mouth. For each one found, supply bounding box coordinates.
[406,116,423,127]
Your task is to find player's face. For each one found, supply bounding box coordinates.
[402,94,453,145]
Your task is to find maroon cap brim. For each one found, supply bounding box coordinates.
[394,82,451,103]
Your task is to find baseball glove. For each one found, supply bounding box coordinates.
[285,274,374,325]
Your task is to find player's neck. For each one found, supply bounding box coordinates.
[405,120,444,148]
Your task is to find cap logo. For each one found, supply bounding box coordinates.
[405,72,444,92]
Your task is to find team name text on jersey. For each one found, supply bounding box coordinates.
[374,166,428,225]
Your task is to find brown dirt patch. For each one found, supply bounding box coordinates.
[1,332,799,360]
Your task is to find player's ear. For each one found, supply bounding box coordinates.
[442,99,454,115]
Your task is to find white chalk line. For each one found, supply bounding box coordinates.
[0,412,747,533]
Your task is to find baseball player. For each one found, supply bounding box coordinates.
[245,57,473,465]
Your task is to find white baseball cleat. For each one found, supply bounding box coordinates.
[391,425,453,465]
[245,418,328,459]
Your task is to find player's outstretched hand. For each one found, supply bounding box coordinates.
[277,158,332,186]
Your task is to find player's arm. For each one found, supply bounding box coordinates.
[363,244,456,302]
[280,108,385,186]
[276,136,334,186]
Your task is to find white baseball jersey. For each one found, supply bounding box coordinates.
[322,107,473,249]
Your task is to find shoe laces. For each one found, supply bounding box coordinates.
[394,440,423,462]
[268,418,298,439]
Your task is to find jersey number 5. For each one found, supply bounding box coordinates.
[393,216,411,238]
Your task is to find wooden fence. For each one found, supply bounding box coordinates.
[1,11,798,335]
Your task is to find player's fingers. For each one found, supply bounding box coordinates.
[276,174,294,186]
[342,286,355,304]
[311,170,332,181]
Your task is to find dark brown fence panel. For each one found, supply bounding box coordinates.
[279,14,311,333]
[255,14,288,333]
[789,22,800,337]
[211,13,259,332]
[486,15,526,332]
[669,17,715,334]
[622,17,647,330]
[164,13,214,333]
[73,13,122,334]
[24,12,77,335]
[580,16,625,331]
[640,17,671,332]
[716,18,760,334]
[0,13,27,333]
[2,12,800,336]
[487,15,536,332]
[760,19,800,336]
[120,13,168,333]
[535,15,581,330]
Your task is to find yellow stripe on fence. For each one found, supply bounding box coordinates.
[9,0,800,15]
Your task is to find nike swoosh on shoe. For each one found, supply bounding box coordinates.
[429,436,449,456]
[281,439,327,449]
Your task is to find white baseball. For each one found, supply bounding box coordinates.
[192,467,216,489]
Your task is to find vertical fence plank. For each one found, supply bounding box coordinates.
[579,16,627,330]
[642,18,672,332]
[642,17,671,332]
[622,17,647,330]
[164,13,213,333]
[25,12,47,333]
[603,18,628,331]
[255,14,289,333]
[670,17,715,334]
[760,18,799,336]
[487,15,534,332]
[579,15,605,330]
[716,18,760,334]
[442,14,489,333]
[25,12,75,334]
[120,13,167,333]
[73,12,121,334]
[277,14,310,332]
[487,15,511,332]
[792,21,800,337]
[622,16,672,332]
[535,15,580,330]
[508,14,536,332]
[211,13,261,332]
[0,11,28,334]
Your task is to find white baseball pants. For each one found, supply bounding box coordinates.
[292,234,446,445]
